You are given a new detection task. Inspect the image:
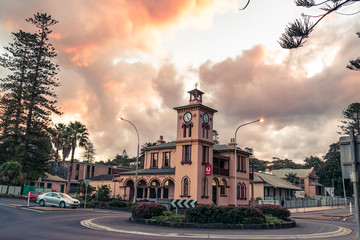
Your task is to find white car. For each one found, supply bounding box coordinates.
[37,192,80,208]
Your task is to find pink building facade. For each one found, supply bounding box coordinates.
[115,89,251,206]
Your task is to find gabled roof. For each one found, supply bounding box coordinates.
[270,168,313,179]
[255,172,302,190]
[43,173,67,182]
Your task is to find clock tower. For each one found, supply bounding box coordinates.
[173,88,217,204]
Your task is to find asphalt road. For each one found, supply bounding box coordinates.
[0,198,358,240]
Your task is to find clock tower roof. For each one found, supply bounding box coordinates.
[174,88,217,113]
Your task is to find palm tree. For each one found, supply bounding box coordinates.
[0,161,24,194]
[285,172,300,185]
[66,121,89,193]
[50,123,66,163]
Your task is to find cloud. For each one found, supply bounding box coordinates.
[0,0,359,164]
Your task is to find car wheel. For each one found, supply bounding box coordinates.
[59,201,66,208]
[39,200,45,207]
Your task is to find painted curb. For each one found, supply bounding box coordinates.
[130,217,296,229]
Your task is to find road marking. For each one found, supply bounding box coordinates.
[0,203,44,213]
[21,207,44,213]
[80,218,352,239]
[0,203,18,208]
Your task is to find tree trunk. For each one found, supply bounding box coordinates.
[66,143,76,193]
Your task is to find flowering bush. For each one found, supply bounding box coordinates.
[185,205,266,224]
[131,202,165,219]
[254,204,290,220]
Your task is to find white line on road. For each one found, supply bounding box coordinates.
[80,218,352,239]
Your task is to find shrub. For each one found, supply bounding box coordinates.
[108,200,127,208]
[265,215,285,224]
[185,205,266,224]
[131,202,165,219]
[152,211,186,222]
[254,204,290,220]
[96,185,111,202]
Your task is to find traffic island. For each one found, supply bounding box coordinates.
[130,217,296,229]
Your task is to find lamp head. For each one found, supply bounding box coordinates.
[259,118,264,123]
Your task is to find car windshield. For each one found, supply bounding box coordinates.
[59,193,72,199]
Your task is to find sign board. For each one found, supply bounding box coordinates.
[84,179,91,187]
[339,135,360,179]
[170,199,197,208]
[205,164,211,175]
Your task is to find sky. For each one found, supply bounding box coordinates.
[0,0,359,163]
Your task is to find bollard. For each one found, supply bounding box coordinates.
[351,202,353,214]
[27,192,30,207]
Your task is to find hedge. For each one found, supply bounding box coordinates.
[131,202,165,219]
[185,205,266,224]
[254,204,290,220]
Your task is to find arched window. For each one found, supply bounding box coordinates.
[182,177,190,197]
[242,183,247,200]
[201,177,208,198]
[183,124,187,137]
[237,182,241,200]
[220,179,227,196]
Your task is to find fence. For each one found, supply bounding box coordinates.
[259,195,352,209]
[0,185,22,195]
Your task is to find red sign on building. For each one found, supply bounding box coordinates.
[205,164,211,175]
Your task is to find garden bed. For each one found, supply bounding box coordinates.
[130,217,296,229]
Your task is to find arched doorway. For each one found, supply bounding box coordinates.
[162,178,175,199]
[125,180,134,202]
[137,179,147,199]
[149,179,161,199]
[212,178,218,205]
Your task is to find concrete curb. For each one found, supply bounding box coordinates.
[130,217,296,229]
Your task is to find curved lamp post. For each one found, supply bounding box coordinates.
[119,117,140,203]
[234,118,264,207]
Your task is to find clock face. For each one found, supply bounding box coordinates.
[203,113,209,123]
[183,112,192,122]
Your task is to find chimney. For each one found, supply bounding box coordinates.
[157,135,165,145]
[228,138,236,148]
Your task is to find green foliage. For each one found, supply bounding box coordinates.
[151,211,186,222]
[96,185,111,202]
[0,13,60,181]
[213,130,219,145]
[277,0,359,49]
[254,204,290,221]
[108,199,128,208]
[339,103,360,135]
[185,205,266,224]
[79,181,95,199]
[131,202,165,219]
[65,121,89,193]
[270,157,302,170]
[347,33,360,70]
[265,215,285,224]
[0,161,24,194]
[81,141,96,163]
[285,172,300,184]
[303,156,323,171]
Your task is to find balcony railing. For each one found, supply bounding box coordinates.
[213,167,229,176]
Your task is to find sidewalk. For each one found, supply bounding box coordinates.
[289,205,347,213]
[290,205,354,221]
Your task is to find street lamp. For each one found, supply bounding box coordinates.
[119,117,140,203]
[234,118,264,207]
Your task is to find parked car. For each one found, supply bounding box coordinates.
[36,192,80,208]
[25,191,44,201]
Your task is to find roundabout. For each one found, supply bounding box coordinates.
[81,215,353,239]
